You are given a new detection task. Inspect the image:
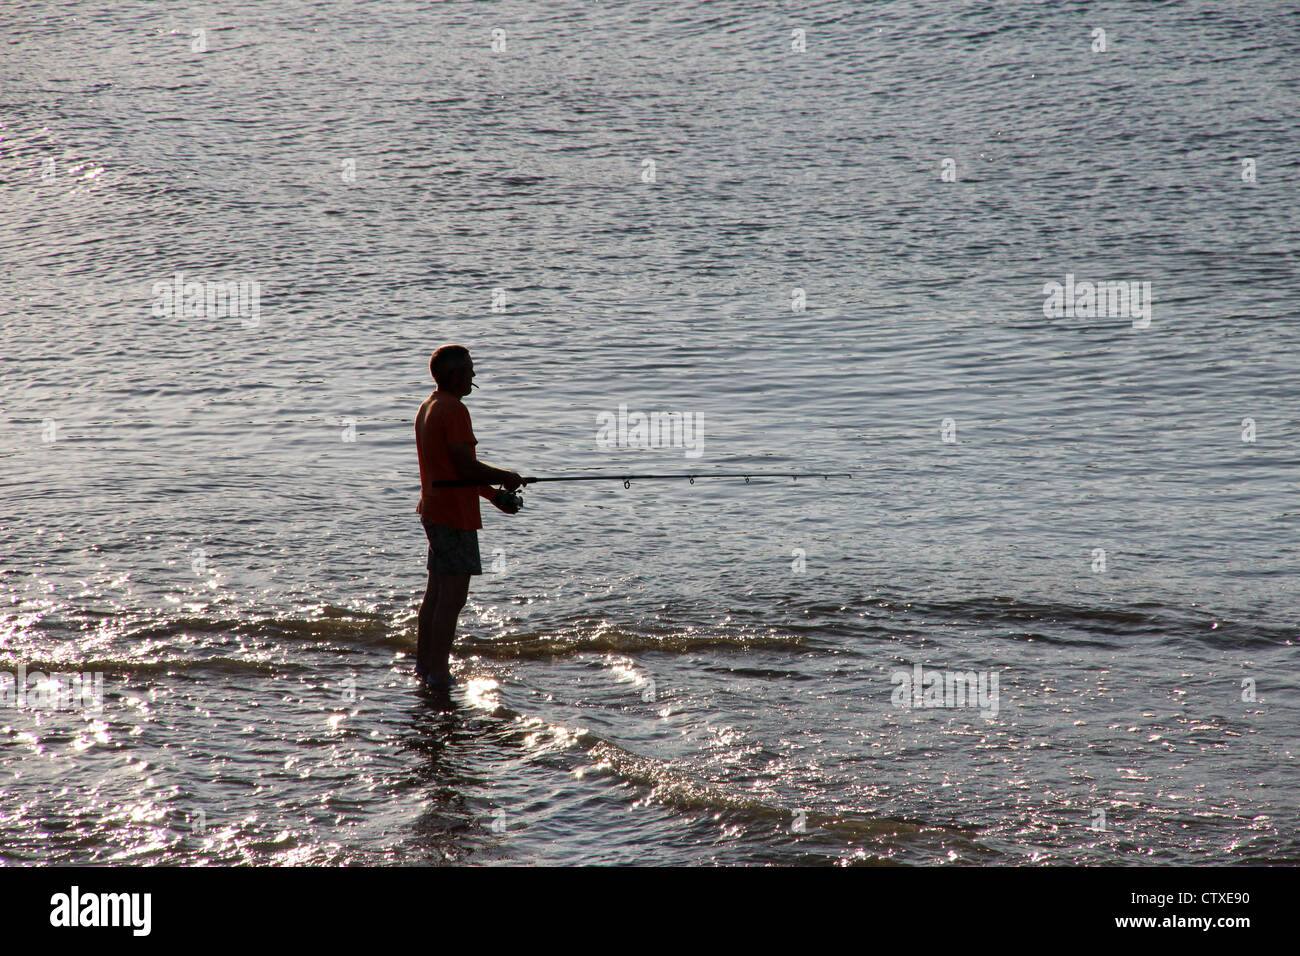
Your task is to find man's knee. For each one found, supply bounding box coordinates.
[434,573,470,611]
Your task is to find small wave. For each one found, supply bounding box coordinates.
[471,687,988,856]
[0,656,289,677]
[581,737,941,841]
[853,593,1294,648]
[123,610,399,646]
[459,630,809,659]
[578,736,995,860]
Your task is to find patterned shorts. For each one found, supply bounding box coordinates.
[422,521,482,575]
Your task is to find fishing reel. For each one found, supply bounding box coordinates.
[493,488,524,512]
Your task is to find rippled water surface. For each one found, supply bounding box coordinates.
[2,0,1298,865]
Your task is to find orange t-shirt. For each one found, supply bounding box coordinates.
[415,391,496,530]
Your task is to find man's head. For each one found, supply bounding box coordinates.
[430,345,475,397]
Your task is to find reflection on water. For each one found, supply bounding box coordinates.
[3,0,1298,864]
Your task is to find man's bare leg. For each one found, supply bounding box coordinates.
[417,570,441,676]
[430,572,470,683]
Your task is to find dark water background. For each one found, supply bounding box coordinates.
[2,0,1298,864]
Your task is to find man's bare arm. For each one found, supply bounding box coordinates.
[448,443,522,489]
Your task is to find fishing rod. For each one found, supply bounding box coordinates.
[430,473,852,508]
[431,472,850,488]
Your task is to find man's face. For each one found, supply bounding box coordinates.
[449,358,475,396]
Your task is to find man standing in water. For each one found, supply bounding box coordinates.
[415,345,523,689]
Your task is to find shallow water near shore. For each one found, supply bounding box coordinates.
[2,0,1298,864]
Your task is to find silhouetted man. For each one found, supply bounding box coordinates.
[414,345,522,689]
